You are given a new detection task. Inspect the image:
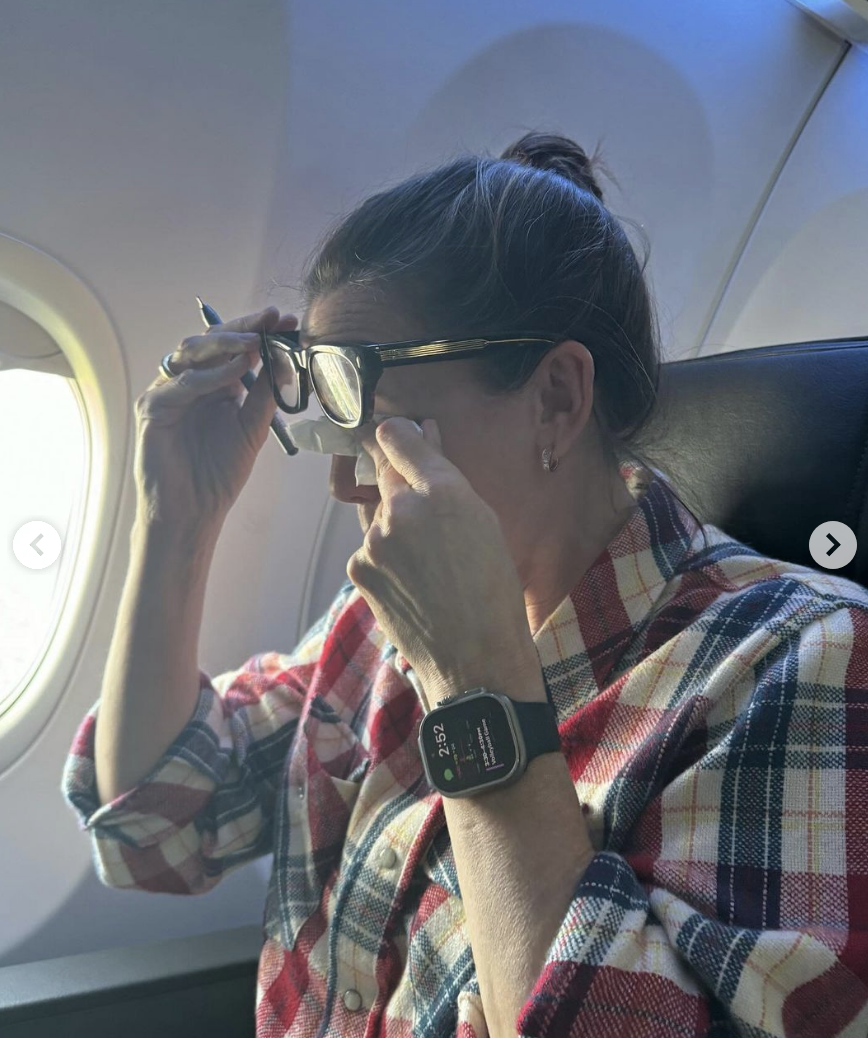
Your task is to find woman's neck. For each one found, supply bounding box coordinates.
[521,453,640,637]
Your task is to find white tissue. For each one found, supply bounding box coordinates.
[354,444,377,486]
[288,418,358,456]
[289,413,422,486]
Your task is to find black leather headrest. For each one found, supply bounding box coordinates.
[641,338,868,588]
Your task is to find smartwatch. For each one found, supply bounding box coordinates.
[418,686,562,798]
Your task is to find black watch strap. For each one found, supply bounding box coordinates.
[511,699,561,760]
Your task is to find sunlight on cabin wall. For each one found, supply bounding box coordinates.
[0,369,86,708]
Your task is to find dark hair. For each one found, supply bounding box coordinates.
[297,131,659,472]
[289,130,715,559]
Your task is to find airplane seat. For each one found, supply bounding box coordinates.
[644,337,868,589]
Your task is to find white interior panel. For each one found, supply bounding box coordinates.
[0,0,849,966]
[702,44,868,352]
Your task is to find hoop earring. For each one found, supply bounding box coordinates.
[541,447,559,473]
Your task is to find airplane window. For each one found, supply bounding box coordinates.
[0,368,86,713]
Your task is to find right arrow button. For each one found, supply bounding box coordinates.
[809,522,857,571]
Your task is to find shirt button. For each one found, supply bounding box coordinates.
[297,785,305,799]
[378,846,398,869]
[343,988,363,1011]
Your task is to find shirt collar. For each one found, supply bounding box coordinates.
[391,462,701,718]
[533,462,700,721]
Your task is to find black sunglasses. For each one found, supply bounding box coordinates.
[258,330,560,429]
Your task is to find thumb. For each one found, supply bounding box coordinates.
[238,352,279,442]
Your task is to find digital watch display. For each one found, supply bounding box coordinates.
[419,691,522,796]
[418,687,561,798]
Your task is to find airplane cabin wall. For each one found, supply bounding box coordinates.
[701,43,868,352]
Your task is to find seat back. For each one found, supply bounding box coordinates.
[642,338,868,587]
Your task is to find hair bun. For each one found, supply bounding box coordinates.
[501,131,605,203]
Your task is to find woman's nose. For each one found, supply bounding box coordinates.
[329,454,380,505]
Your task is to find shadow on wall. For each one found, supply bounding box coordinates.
[401,21,714,356]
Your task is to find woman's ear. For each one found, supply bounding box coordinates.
[536,339,595,437]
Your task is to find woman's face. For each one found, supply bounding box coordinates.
[300,285,547,536]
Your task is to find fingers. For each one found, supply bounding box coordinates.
[152,307,299,388]
[273,312,300,333]
[137,352,255,418]
[161,332,262,377]
[209,307,281,333]
[206,307,299,335]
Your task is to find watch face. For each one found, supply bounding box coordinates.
[420,693,519,795]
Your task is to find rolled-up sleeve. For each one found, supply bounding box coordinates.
[516,604,868,1037]
[61,581,356,895]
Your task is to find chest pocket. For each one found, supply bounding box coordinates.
[272,694,369,950]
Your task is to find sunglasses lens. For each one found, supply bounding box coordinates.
[267,342,300,409]
[310,352,362,424]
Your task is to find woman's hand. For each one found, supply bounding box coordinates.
[347,418,541,705]
[134,307,298,528]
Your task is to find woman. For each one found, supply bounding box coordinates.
[63,132,868,1037]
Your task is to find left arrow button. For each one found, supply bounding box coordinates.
[13,522,62,570]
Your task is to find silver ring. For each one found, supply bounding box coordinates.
[159,352,178,379]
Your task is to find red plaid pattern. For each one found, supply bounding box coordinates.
[63,465,868,1036]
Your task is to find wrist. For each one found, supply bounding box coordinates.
[131,513,224,563]
[423,661,546,708]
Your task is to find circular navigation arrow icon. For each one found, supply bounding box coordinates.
[12,521,62,570]
[809,521,857,571]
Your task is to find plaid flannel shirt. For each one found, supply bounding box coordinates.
[62,464,868,1036]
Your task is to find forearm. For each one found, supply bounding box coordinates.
[425,667,595,1038]
[94,516,223,805]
